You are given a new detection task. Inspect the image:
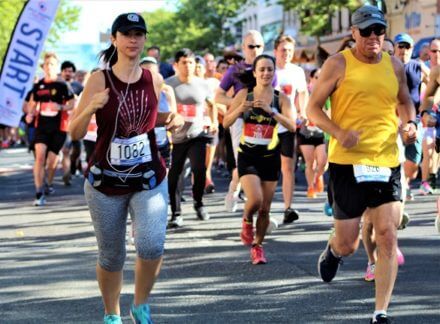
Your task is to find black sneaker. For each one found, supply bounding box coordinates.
[370,314,392,323]
[44,184,55,195]
[167,215,183,229]
[283,208,299,224]
[205,183,215,194]
[318,243,342,282]
[195,206,210,220]
[62,173,71,186]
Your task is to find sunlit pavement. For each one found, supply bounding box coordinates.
[0,147,439,323]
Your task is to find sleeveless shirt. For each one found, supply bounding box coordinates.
[329,49,399,167]
[87,68,166,195]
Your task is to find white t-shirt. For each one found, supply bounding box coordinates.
[276,63,307,134]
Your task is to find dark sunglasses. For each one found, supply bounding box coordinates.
[431,49,440,53]
[248,44,262,49]
[397,43,411,50]
[358,25,386,37]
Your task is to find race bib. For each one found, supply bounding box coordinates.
[177,103,197,122]
[110,133,151,166]
[353,164,391,183]
[243,123,274,145]
[39,102,59,117]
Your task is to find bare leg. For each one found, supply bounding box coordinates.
[96,265,122,315]
[134,257,163,306]
[281,155,295,209]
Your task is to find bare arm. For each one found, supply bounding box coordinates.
[69,71,108,140]
[223,89,248,129]
[306,54,346,140]
[420,65,440,112]
[215,87,233,107]
[297,89,309,117]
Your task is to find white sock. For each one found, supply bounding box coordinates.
[372,310,387,322]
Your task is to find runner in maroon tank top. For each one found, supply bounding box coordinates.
[69,13,183,324]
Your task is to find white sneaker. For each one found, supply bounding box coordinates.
[33,195,46,206]
[266,217,278,234]
[224,192,238,213]
[435,216,440,234]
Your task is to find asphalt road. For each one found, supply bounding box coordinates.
[0,147,439,323]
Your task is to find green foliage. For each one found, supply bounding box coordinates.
[0,0,80,69]
[276,0,362,37]
[142,0,248,62]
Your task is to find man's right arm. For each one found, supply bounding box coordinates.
[420,65,440,112]
[306,54,347,143]
[215,66,234,106]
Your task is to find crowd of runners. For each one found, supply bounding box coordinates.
[2,5,440,324]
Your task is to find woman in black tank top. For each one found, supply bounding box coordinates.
[223,54,296,265]
[69,13,183,324]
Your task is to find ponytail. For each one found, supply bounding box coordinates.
[99,44,118,68]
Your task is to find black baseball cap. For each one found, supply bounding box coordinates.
[111,13,148,35]
[352,5,387,29]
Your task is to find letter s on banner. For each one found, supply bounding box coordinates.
[0,0,60,127]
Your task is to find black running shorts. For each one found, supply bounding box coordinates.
[297,133,325,147]
[328,163,402,220]
[238,151,281,182]
[34,128,66,154]
[279,131,296,158]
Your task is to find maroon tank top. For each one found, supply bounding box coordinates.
[86,68,166,195]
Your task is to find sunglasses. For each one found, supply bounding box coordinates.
[358,25,386,37]
[431,49,440,53]
[397,43,411,50]
[248,44,262,49]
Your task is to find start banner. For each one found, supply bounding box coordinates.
[0,0,60,127]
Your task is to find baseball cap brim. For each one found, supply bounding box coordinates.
[356,19,387,29]
[118,25,148,33]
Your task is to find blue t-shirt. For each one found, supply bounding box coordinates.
[404,59,422,112]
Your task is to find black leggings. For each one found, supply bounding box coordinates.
[168,137,207,215]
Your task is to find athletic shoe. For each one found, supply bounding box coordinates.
[195,206,210,220]
[240,219,253,245]
[370,314,392,323]
[435,216,440,234]
[318,243,342,282]
[103,314,122,324]
[44,184,55,195]
[419,181,434,195]
[323,201,333,217]
[266,217,278,234]
[250,244,267,265]
[406,188,414,201]
[130,303,153,324]
[224,192,238,213]
[307,187,317,198]
[314,176,324,193]
[364,263,375,282]
[33,194,46,207]
[167,215,183,229]
[396,246,405,266]
[398,212,410,230]
[283,208,299,224]
[62,173,71,186]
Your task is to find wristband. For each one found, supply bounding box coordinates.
[407,120,418,130]
[269,108,278,118]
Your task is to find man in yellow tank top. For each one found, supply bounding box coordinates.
[306,5,417,324]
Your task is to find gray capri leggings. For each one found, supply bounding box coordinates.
[84,179,168,272]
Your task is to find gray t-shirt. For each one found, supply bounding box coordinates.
[166,76,213,144]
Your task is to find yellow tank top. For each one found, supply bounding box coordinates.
[329,49,399,167]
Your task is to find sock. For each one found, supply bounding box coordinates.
[36,191,43,199]
[373,310,387,322]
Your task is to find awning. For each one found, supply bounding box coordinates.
[320,39,343,55]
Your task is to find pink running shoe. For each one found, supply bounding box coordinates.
[364,263,375,282]
[396,246,405,266]
[250,245,267,265]
[240,220,253,245]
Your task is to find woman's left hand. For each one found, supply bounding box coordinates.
[166,112,184,132]
[253,99,271,114]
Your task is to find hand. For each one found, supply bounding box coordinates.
[25,113,34,124]
[88,88,110,113]
[165,112,184,132]
[401,122,417,145]
[209,122,219,134]
[335,128,362,149]
[240,100,253,112]
[422,111,437,128]
[253,99,271,113]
